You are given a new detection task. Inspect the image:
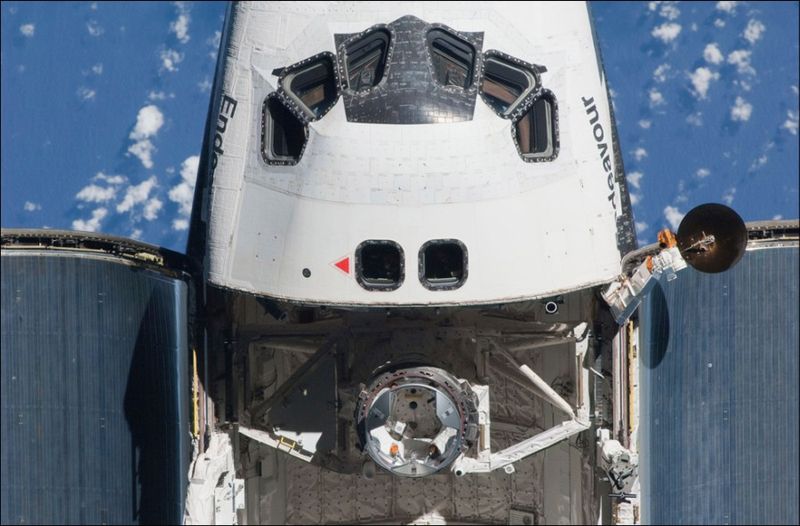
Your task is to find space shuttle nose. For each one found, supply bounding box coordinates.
[676,203,748,273]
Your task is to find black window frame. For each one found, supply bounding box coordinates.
[279,52,340,120]
[418,239,468,291]
[355,240,405,291]
[513,89,559,162]
[426,28,477,90]
[480,51,540,118]
[342,27,392,92]
[261,93,308,166]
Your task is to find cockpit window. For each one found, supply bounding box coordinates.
[427,29,476,89]
[281,54,339,119]
[344,28,391,91]
[515,90,558,161]
[262,95,307,165]
[481,52,538,117]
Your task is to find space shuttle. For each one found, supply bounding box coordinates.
[2,2,797,525]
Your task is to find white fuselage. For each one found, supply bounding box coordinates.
[201,1,627,306]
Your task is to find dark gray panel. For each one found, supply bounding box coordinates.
[1,251,190,525]
[639,247,799,525]
[335,16,483,124]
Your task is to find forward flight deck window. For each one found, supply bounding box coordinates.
[515,92,557,160]
[481,53,538,117]
[281,54,338,119]
[262,96,306,164]
[427,29,476,89]
[344,28,391,91]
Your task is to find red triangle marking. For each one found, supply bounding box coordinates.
[334,257,350,274]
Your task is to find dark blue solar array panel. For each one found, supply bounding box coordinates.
[1,252,190,525]
[639,247,799,525]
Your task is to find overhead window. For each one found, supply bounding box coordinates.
[356,240,404,291]
[262,96,307,164]
[515,92,557,160]
[481,53,538,116]
[420,240,467,290]
[427,29,476,89]
[281,54,338,119]
[344,29,391,91]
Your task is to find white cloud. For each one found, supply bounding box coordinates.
[652,22,681,44]
[751,154,768,170]
[748,142,774,171]
[77,87,96,101]
[638,119,652,129]
[653,63,671,83]
[207,31,221,60]
[24,201,41,212]
[130,105,164,140]
[94,172,127,185]
[791,85,799,95]
[147,90,175,101]
[630,193,642,206]
[659,2,680,20]
[649,89,665,107]
[172,218,189,231]
[627,171,644,190]
[143,198,163,221]
[689,67,719,100]
[128,105,164,169]
[781,110,798,135]
[730,96,752,122]
[91,63,103,75]
[160,48,184,72]
[632,147,648,162]
[208,30,221,48]
[131,228,143,240]
[129,140,156,169]
[734,79,753,92]
[635,222,648,234]
[696,168,711,178]
[743,19,765,45]
[86,19,104,37]
[117,176,158,213]
[664,206,685,230]
[727,49,754,75]
[170,2,190,44]
[72,207,108,232]
[703,43,724,65]
[714,18,725,28]
[76,184,116,203]
[722,187,736,205]
[197,77,212,93]
[686,111,703,126]
[772,215,783,221]
[715,1,738,13]
[169,155,200,220]
[19,23,35,37]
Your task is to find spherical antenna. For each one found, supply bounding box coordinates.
[676,203,747,273]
